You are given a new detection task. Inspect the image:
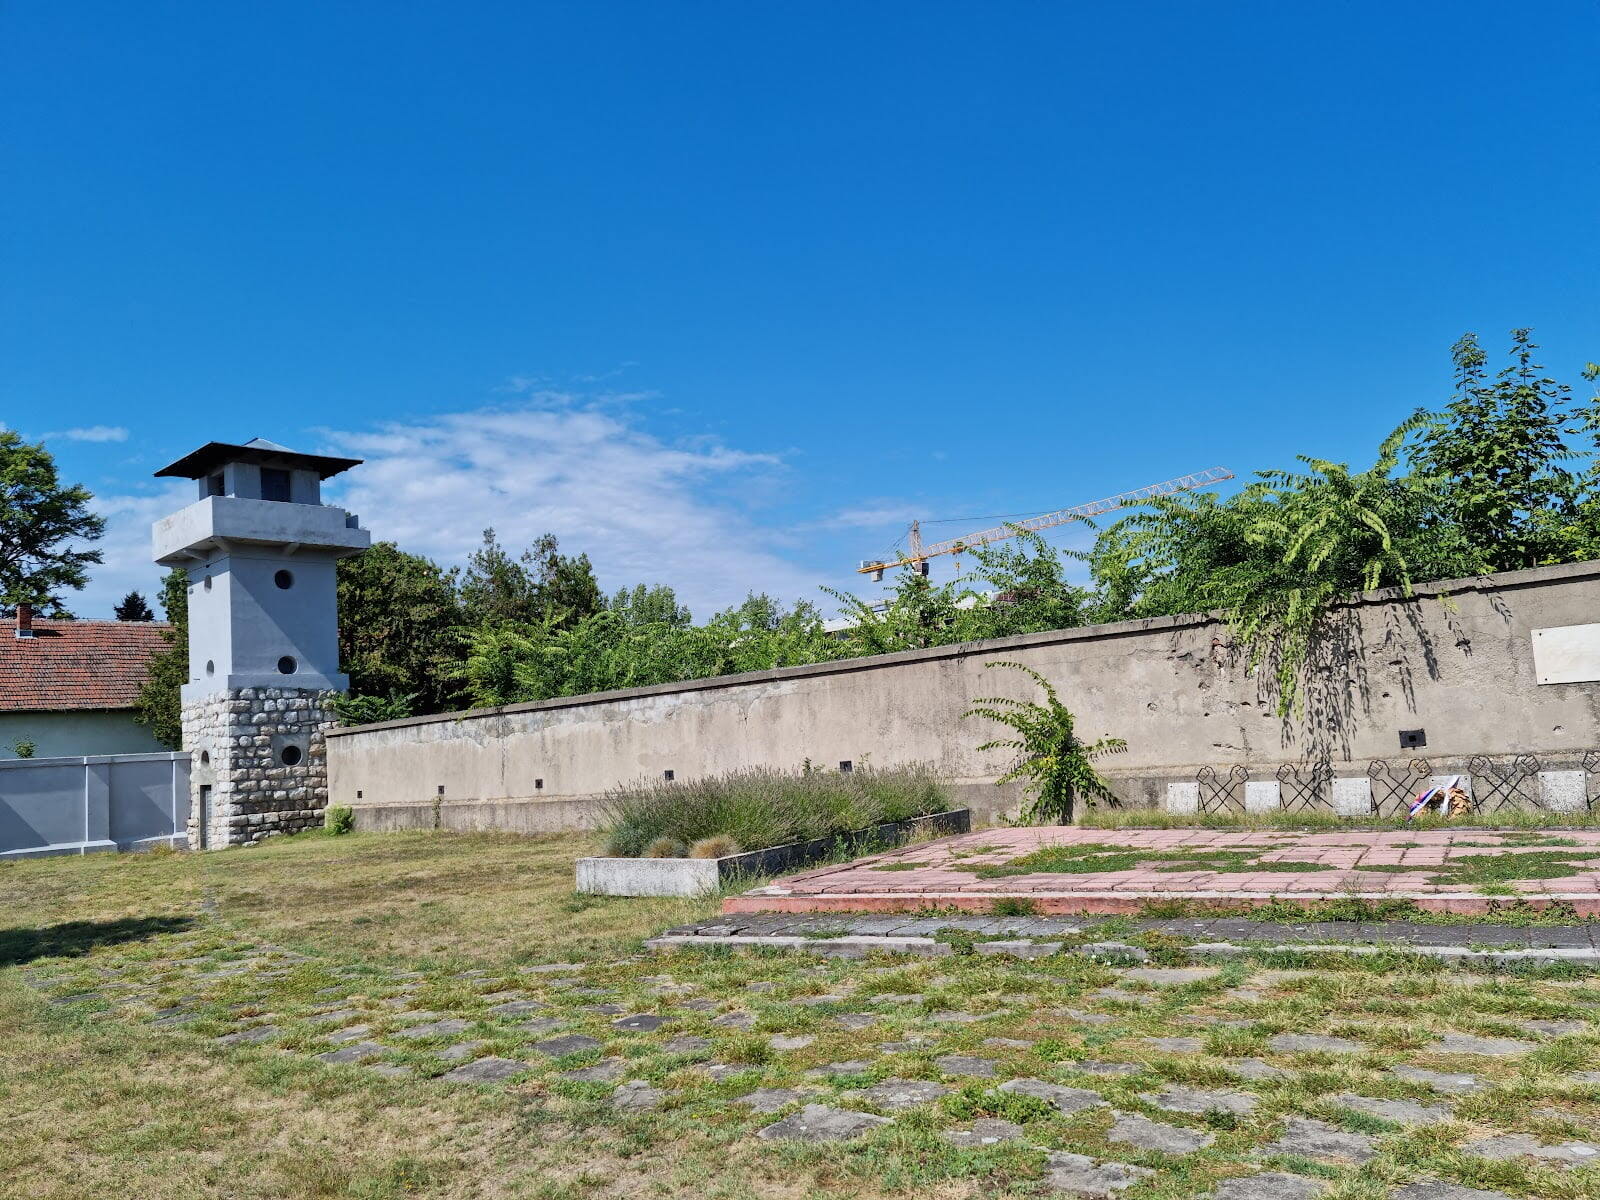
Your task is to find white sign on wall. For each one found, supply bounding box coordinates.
[1532,623,1600,685]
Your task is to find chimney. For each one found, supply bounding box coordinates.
[15,603,33,638]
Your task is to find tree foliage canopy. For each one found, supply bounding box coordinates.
[0,431,104,614]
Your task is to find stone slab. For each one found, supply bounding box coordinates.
[1267,1033,1363,1054]
[392,1019,472,1039]
[1213,1174,1325,1199]
[1107,1112,1213,1154]
[1166,782,1200,814]
[1540,770,1588,813]
[935,1055,997,1078]
[1331,1093,1453,1125]
[1143,1086,1257,1116]
[1461,1133,1600,1167]
[941,1118,1026,1148]
[1331,776,1373,817]
[560,1057,628,1082]
[315,1041,388,1064]
[1431,1033,1533,1056]
[860,1078,951,1110]
[611,1079,665,1111]
[757,1104,891,1142]
[1244,781,1281,813]
[997,1079,1106,1114]
[531,1034,604,1057]
[1391,1185,1517,1200]
[440,1056,529,1083]
[612,1014,671,1033]
[1044,1151,1155,1197]
[1261,1117,1375,1164]
[1391,1066,1483,1094]
[733,1088,808,1114]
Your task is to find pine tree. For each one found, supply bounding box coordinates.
[114,590,155,621]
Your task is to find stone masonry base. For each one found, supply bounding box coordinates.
[183,687,336,848]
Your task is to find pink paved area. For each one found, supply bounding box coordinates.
[724,827,1600,917]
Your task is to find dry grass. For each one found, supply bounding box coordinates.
[4,830,1600,1200]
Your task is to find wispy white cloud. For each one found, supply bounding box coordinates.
[810,504,923,530]
[319,402,819,617]
[70,396,839,618]
[44,425,130,443]
[71,481,193,615]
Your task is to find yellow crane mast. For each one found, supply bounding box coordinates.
[856,466,1235,580]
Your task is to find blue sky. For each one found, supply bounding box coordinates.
[4,2,1597,618]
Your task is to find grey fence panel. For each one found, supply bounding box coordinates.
[108,756,191,848]
[0,761,88,854]
[0,752,190,859]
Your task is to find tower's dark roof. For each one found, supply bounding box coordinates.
[154,438,362,481]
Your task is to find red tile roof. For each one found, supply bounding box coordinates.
[0,619,173,712]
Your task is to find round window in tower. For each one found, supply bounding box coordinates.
[277,655,297,674]
[280,745,303,767]
[274,569,294,590]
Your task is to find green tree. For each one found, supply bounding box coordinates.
[525,533,603,630]
[458,528,540,627]
[964,660,1126,824]
[609,583,693,628]
[1413,330,1582,570]
[132,568,189,749]
[114,590,155,621]
[458,528,603,631]
[337,541,466,713]
[0,431,105,613]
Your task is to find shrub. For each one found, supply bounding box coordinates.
[688,834,741,859]
[643,836,688,859]
[324,805,355,836]
[328,693,417,727]
[601,764,950,858]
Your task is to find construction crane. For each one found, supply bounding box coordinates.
[856,466,1235,581]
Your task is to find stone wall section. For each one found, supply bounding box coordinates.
[183,687,336,847]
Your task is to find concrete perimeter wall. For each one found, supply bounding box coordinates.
[329,561,1600,832]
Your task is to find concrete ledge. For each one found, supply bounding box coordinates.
[578,809,972,897]
[0,838,118,860]
[722,888,1600,918]
[648,932,1600,969]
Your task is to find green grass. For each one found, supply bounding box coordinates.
[1134,896,1593,927]
[1080,808,1600,832]
[953,842,1338,879]
[5,830,1600,1199]
[1356,849,1600,886]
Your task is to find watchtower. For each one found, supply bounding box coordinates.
[152,438,370,847]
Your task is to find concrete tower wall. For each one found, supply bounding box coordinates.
[152,439,368,848]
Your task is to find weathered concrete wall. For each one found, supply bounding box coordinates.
[330,561,1600,831]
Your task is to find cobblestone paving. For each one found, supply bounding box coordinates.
[17,922,1600,1198]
